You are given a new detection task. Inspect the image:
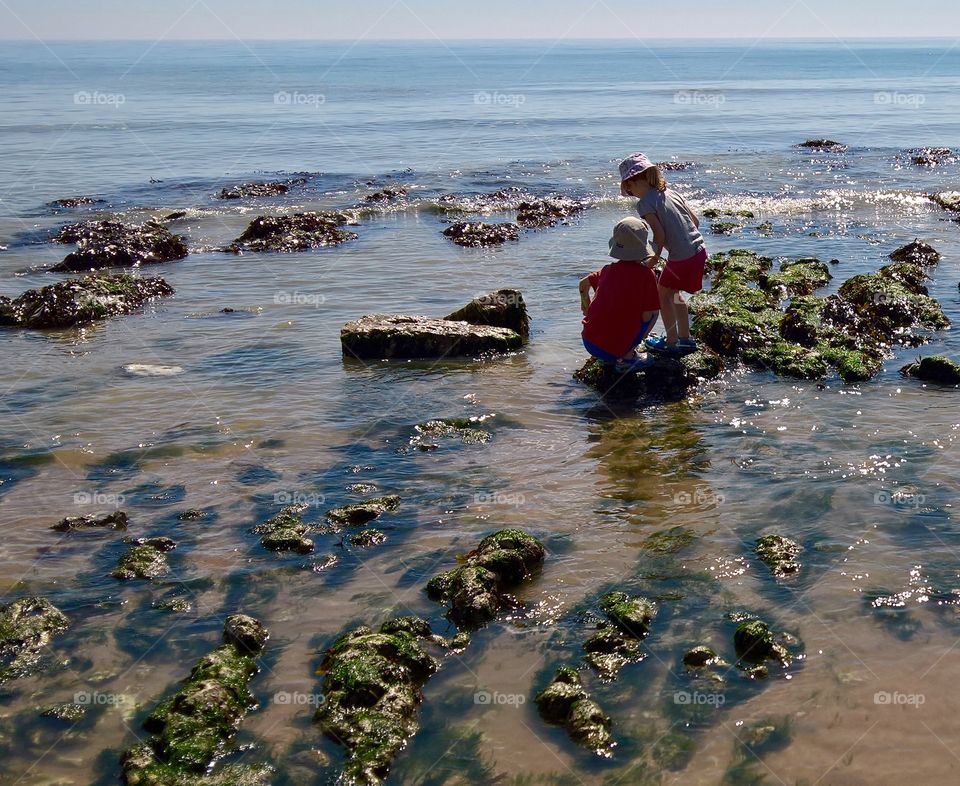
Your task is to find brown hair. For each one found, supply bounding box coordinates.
[644,165,667,192]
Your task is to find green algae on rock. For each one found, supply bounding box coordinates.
[0,597,69,684]
[445,289,529,338]
[51,511,128,532]
[574,350,724,400]
[755,535,802,578]
[900,355,960,385]
[642,527,696,554]
[314,617,443,785]
[682,646,723,669]
[426,529,546,628]
[223,614,269,655]
[51,219,188,272]
[122,617,269,785]
[409,417,493,450]
[582,626,643,681]
[889,240,941,267]
[112,543,173,580]
[710,221,742,235]
[733,619,794,674]
[253,505,314,553]
[599,591,656,638]
[327,495,400,528]
[349,529,387,548]
[535,667,615,757]
[0,273,174,330]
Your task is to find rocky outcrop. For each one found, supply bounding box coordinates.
[889,240,941,266]
[51,220,188,272]
[427,529,546,628]
[326,496,400,529]
[535,667,615,757]
[574,350,724,399]
[112,539,176,580]
[797,139,846,151]
[0,597,69,684]
[442,222,519,247]
[755,535,802,578]
[909,147,954,167]
[0,274,174,330]
[226,212,356,253]
[516,197,583,229]
[341,315,522,360]
[444,289,529,337]
[217,180,303,199]
[253,505,314,554]
[51,511,128,532]
[900,355,960,385]
[364,186,408,204]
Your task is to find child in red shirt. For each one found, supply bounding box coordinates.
[580,217,662,373]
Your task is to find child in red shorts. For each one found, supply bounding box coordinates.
[618,152,708,356]
[579,217,662,373]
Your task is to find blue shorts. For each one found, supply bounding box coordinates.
[582,315,658,363]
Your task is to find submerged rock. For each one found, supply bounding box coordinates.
[112,543,173,580]
[910,147,954,167]
[798,139,846,151]
[889,240,941,267]
[341,314,522,359]
[445,289,529,338]
[51,511,128,532]
[732,619,795,674]
[253,506,314,553]
[51,220,188,272]
[535,667,615,757]
[900,355,960,385]
[223,614,269,655]
[227,212,357,253]
[755,535,802,577]
[427,529,545,628]
[327,495,400,528]
[515,197,584,229]
[350,529,386,548]
[583,626,643,681]
[599,591,656,638]
[364,186,408,204]
[315,617,441,785]
[442,221,519,247]
[574,350,724,399]
[47,196,105,209]
[409,417,493,450]
[683,646,722,669]
[217,180,299,199]
[122,618,269,785]
[0,597,69,684]
[931,191,960,214]
[710,221,742,235]
[0,273,174,330]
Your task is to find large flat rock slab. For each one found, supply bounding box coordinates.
[341,314,522,359]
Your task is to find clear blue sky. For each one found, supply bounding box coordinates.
[1,0,959,40]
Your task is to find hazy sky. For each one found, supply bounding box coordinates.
[1,0,959,40]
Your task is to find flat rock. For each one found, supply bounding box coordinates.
[442,221,519,247]
[341,314,522,359]
[0,273,174,330]
[51,220,188,272]
[445,288,529,337]
[227,212,357,253]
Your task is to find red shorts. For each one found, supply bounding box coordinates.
[659,246,708,294]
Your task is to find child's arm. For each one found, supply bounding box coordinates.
[642,213,667,267]
[579,276,593,315]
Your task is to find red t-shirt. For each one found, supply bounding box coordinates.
[581,261,661,357]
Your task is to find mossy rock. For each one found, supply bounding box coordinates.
[889,240,941,267]
[0,597,69,684]
[762,258,832,297]
[350,529,387,548]
[223,614,269,655]
[535,667,615,757]
[642,527,696,554]
[711,221,742,235]
[599,591,656,638]
[315,618,441,784]
[741,342,828,379]
[821,346,883,383]
[682,646,721,669]
[411,418,492,449]
[583,628,642,681]
[51,511,128,532]
[327,496,401,528]
[733,620,791,668]
[900,355,960,385]
[253,506,313,553]
[112,544,171,580]
[755,535,802,577]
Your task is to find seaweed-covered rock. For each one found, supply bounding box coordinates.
[223,614,269,655]
[217,181,295,199]
[327,496,400,528]
[122,618,269,785]
[227,212,356,253]
[48,196,105,209]
[341,314,522,359]
[763,258,832,297]
[535,667,615,757]
[931,191,960,214]
[315,617,441,784]
[40,702,88,722]
[515,197,583,229]
[0,597,69,684]
[733,620,791,669]
[900,355,960,385]
[798,139,846,151]
[112,543,172,580]
[0,273,174,330]
[253,506,314,553]
[710,221,742,235]
[51,220,188,272]
[51,511,128,532]
[364,186,408,204]
[755,535,802,577]
[583,627,642,681]
[350,529,386,548]
[409,417,493,450]
[682,646,721,669]
[574,349,724,399]
[889,240,941,267]
[599,591,656,638]
[837,270,948,334]
[910,147,954,167]
[442,222,519,247]
[445,289,529,338]
[427,529,545,627]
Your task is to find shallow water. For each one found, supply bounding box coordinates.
[1,39,960,786]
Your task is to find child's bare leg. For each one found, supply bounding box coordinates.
[674,295,691,340]
[659,286,680,344]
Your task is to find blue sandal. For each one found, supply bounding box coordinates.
[615,353,655,373]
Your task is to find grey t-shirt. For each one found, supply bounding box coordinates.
[635,188,704,261]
